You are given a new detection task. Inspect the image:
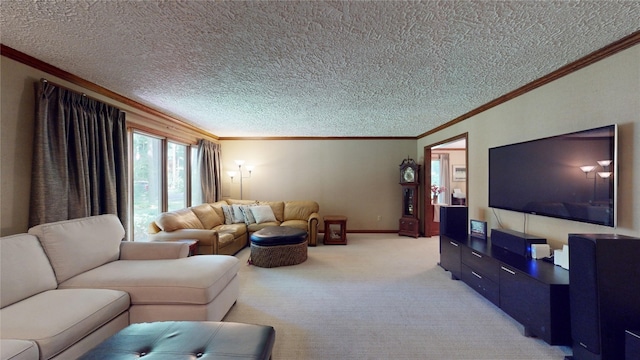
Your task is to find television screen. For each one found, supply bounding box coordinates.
[489,125,617,227]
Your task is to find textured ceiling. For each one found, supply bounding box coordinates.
[1,1,638,138]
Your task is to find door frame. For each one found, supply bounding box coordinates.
[423,133,468,237]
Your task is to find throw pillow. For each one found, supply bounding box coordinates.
[231,204,247,224]
[250,205,277,224]
[221,205,234,225]
[240,204,257,225]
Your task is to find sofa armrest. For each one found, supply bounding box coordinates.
[119,241,189,260]
[147,229,220,255]
[308,213,320,246]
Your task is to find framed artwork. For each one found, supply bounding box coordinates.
[470,219,487,240]
[452,165,466,181]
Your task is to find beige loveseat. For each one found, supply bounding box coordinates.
[0,215,240,360]
[147,199,320,255]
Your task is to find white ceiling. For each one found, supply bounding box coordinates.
[1,1,638,138]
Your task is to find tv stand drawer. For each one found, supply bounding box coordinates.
[461,264,499,306]
[461,246,499,283]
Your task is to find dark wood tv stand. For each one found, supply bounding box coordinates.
[439,234,571,346]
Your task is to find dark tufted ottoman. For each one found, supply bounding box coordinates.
[79,321,275,359]
[249,226,308,268]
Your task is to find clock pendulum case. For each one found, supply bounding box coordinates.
[398,158,420,238]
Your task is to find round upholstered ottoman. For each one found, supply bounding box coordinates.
[249,226,308,268]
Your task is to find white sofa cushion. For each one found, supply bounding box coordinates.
[0,339,39,360]
[58,255,240,305]
[28,214,125,283]
[0,288,129,360]
[0,234,57,308]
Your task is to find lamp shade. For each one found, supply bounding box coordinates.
[580,165,596,173]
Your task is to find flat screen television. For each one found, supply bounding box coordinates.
[489,124,617,227]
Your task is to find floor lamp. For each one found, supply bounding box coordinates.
[227,160,253,199]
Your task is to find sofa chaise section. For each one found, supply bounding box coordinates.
[59,254,240,323]
[28,214,241,324]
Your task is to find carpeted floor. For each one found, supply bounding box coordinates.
[223,234,571,359]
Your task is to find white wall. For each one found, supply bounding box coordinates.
[220,139,416,231]
[418,44,640,248]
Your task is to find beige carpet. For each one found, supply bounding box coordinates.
[223,234,571,359]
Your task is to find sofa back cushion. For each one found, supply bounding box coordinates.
[209,201,227,220]
[155,208,204,232]
[191,204,223,229]
[0,234,58,308]
[225,199,256,206]
[284,201,319,221]
[28,214,125,283]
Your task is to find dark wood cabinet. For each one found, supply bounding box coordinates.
[399,216,419,238]
[398,158,420,238]
[439,236,462,280]
[461,246,500,306]
[323,215,347,245]
[440,234,571,346]
[499,262,570,345]
[626,330,640,360]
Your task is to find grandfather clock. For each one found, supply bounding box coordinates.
[399,158,420,238]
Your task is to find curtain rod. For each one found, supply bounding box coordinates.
[41,78,89,98]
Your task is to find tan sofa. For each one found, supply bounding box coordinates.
[147,199,320,255]
[0,215,240,359]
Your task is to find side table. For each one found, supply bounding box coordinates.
[323,215,347,245]
[175,239,199,256]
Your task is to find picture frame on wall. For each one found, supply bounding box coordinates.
[452,164,466,181]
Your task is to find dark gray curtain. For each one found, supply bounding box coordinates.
[198,139,221,203]
[29,80,128,228]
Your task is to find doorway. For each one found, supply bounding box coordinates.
[423,134,468,237]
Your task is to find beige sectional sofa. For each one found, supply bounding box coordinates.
[0,214,240,360]
[148,199,320,255]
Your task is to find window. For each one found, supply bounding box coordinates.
[167,142,187,211]
[431,158,441,189]
[431,153,452,204]
[130,132,200,241]
[132,133,162,241]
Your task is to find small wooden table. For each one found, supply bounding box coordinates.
[323,215,347,245]
[176,239,199,256]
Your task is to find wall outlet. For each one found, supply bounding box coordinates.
[377,215,381,221]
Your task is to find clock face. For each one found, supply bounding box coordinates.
[403,167,415,182]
